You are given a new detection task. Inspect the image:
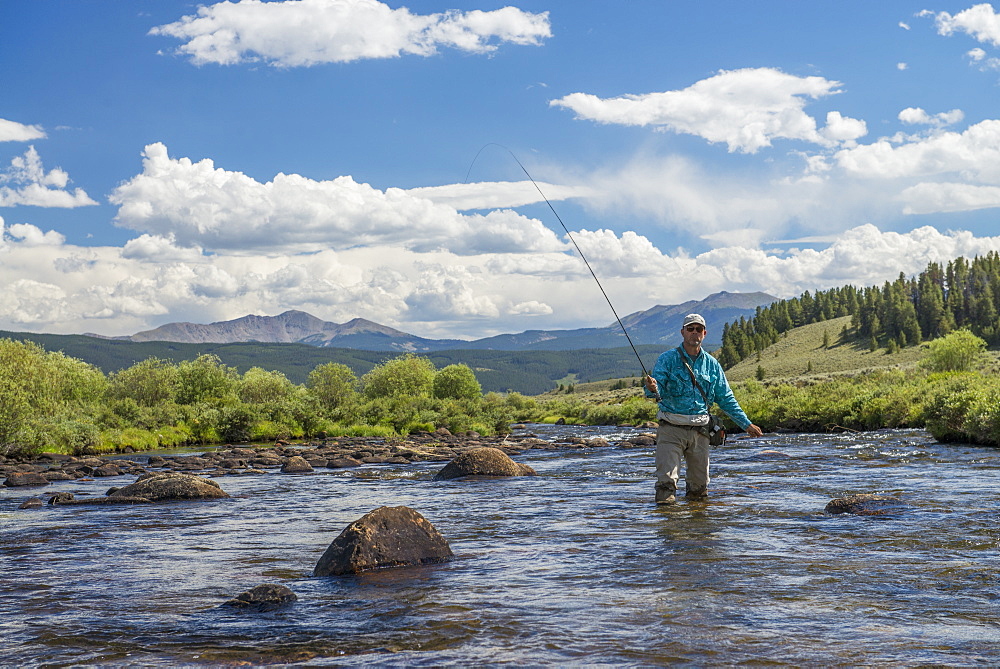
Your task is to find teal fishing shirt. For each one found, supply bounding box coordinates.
[644,346,752,430]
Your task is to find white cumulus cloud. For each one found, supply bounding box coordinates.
[405,263,501,320]
[931,3,1000,46]
[834,118,1000,182]
[898,106,964,127]
[0,147,98,208]
[0,118,46,143]
[150,0,551,66]
[549,67,866,153]
[109,143,567,255]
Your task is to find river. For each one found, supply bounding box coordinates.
[2,425,999,666]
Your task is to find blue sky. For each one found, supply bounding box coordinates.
[4,1,1000,339]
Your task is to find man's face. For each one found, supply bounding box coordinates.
[681,323,706,348]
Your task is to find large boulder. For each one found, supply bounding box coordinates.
[281,456,314,473]
[107,472,229,501]
[327,457,362,469]
[825,494,904,516]
[433,447,536,481]
[313,506,453,576]
[222,584,298,612]
[4,472,50,487]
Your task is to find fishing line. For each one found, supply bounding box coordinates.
[465,143,652,381]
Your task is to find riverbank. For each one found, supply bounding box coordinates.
[1,426,656,490]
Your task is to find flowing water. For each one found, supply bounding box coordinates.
[2,426,999,666]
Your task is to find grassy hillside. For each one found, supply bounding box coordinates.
[724,315,926,383]
[543,316,926,398]
[543,316,1000,411]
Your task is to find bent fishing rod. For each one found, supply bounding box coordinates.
[467,143,655,390]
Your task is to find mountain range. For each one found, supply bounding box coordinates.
[92,290,777,351]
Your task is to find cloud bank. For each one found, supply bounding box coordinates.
[5,204,1000,339]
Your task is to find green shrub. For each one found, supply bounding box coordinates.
[403,421,436,435]
[238,367,296,405]
[30,418,101,455]
[432,363,482,400]
[215,401,259,443]
[98,427,161,453]
[0,374,32,454]
[307,362,359,414]
[918,373,982,442]
[361,354,435,399]
[176,354,239,404]
[964,386,1000,445]
[325,424,398,438]
[921,329,987,372]
[108,357,178,406]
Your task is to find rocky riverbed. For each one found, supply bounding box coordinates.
[1,427,655,489]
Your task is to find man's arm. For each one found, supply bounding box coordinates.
[710,359,763,437]
[643,352,669,400]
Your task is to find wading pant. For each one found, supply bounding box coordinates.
[655,421,710,495]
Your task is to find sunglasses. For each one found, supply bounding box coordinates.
[684,325,705,333]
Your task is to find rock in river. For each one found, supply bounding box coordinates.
[222,583,298,612]
[4,471,50,487]
[433,446,537,481]
[281,455,314,473]
[108,472,229,501]
[313,506,454,576]
[825,493,904,516]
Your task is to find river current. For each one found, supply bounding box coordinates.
[2,425,999,666]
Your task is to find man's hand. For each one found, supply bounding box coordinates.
[745,423,764,438]
[643,374,658,394]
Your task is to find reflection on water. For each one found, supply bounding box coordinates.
[2,426,1000,666]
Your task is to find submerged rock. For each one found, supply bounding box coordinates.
[48,492,76,505]
[753,450,793,459]
[108,472,229,501]
[52,495,152,506]
[825,494,904,516]
[433,447,537,481]
[223,583,298,612]
[313,506,454,576]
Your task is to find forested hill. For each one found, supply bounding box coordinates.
[716,253,1000,369]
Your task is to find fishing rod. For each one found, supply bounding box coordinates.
[466,143,654,385]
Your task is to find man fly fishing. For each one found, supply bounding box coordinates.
[643,313,763,504]
[468,146,762,506]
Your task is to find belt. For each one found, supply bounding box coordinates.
[659,420,702,430]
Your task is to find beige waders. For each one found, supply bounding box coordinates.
[655,421,710,501]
